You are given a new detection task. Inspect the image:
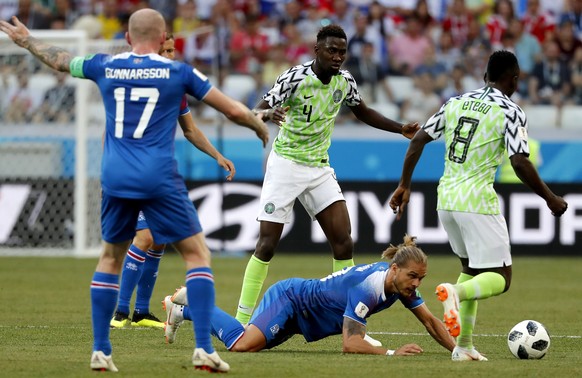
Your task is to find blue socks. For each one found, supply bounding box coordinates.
[135,248,164,314]
[91,272,119,355]
[210,307,245,350]
[186,267,216,353]
[116,245,146,314]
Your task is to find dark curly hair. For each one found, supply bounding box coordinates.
[316,24,347,43]
[486,50,519,82]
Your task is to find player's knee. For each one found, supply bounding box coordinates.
[254,238,277,261]
[134,233,154,250]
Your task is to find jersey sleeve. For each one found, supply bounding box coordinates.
[504,104,530,158]
[263,76,292,108]
[183,65,212,101]
[69,53,103,80]
[343,286,377,326]
[341,70,361,107]
[422,100,449,140]
[179,95,190,116]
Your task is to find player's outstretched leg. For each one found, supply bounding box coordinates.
[132,248,165,328]
[435,283,461,338]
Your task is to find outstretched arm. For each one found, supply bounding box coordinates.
[510,153,567,216]
[202,87,269,147]
[410,304,456,352]
[349,100,419,139]
[389,129,433,219]
[0,16,72,72]
[341,317,422,356]
[178,112,235,181]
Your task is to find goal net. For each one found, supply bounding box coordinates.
[0,31,131,257]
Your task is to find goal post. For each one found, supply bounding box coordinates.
[0,30,129,257]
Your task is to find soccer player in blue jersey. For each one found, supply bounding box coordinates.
[235,25,419,348]
[162,235,456,356]
[389,50,568,361]
[0,9,269,373]
[110,34,236,330]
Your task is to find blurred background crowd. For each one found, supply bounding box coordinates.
[1,0,582,126]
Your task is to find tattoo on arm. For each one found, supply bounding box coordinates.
[25,37,72,72]
[343,318,366,338]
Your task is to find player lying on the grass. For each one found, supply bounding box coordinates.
[162,235,459,357]
[110,33,236,330]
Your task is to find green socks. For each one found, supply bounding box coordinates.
[235,255,270,324]
[455,271,506,349]
[333,258,354,272]
[456,273,477,349]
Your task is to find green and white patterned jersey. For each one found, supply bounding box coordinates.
[263,60,361,167]
[423,86,530,214]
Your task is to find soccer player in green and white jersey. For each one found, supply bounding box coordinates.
[235,25,419,347]
[389,50,568,361]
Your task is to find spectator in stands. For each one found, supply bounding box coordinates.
[507,18,542,97]
[400,71,441,124]
[414,43,448,95]
[229,14,270,74]
[183,17,217,75]
[95,0,122,39]
[435,30,462,72]
[461,18,492,81]
[173,0,200,35]
[559,0,582,41]
[521,0,556,44]
[281,23,311,66]
[278,0,305,29]
[347,13,382,67]
[485,0,515,47]
[32,70,75,124]
[528,40,572,107]
[346,41,394,103]
[296,2,324,44]
[555,19,582,62]
[441,64,473,100]
[328,0,355,36]
[442,0,473,48]
[570,46,582,104]
[465,0,494,25]
[3,67,42,124]
[263,43,292,85]
[388,15,432,76]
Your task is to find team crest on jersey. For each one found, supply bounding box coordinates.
[133,58,143,64]
[354,301,369,318]
[332,89,342,103]
[264,202,275,214]
[270,324,280,336]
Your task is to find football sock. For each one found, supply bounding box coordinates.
[456,271,506,301]
[91,272,119,355]
[235,255,269,324]
[210,306,246,350]
[186,267,215,354]
[333,258,354,272]
[456,273,478,349]
[116,244,147,315]
[134,248,164,314]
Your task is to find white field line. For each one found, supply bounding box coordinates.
[0,326,580,338]
[368,331,581,339]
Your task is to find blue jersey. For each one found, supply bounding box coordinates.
[70,52,211,198]
[252,262,424,344]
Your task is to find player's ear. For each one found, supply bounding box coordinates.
[125,31,131,46]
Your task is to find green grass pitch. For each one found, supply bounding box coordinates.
[0,253,580,377]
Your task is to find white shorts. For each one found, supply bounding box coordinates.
[438,210,512,269]
[257,151,345,223]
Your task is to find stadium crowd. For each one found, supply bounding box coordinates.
[2,0,582,125]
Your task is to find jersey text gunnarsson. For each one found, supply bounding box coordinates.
[105,67,170,80]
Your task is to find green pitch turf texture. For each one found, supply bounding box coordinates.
[0,253,580,377]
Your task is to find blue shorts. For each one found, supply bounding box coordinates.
[136,211,148,231]
[249,279,301,349]
[101,187,202,244]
